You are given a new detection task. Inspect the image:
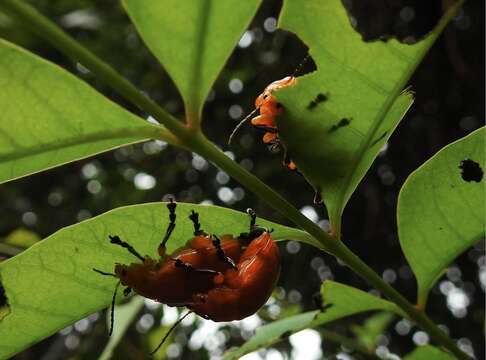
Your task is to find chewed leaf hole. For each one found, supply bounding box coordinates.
[459,159,483,183]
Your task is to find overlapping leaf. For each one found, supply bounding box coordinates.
[0,40,168,184]
[398,127,485,306]
[276,0,462,231]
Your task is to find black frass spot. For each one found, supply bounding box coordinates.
[329,118,351,132]
[307,93,328,110]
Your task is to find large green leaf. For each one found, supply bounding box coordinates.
[398,127,485,307]
[276,0,462,231]
[223,281,402,359]
[0,202,312,359]
[123,0,261,121]
[403,345,455,360]
[0,40,171,184]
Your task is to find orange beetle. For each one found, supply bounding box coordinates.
[94,201,279,353]
[229,76,298,171]
[229,73,324,204]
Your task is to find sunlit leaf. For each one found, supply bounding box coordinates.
[398,127,485,306]
[276,0,462,231]
[0,202,311,358]
[2,228,40,248]
[351,312,395,351]
[223,311,318,360]
[123,0,261,121]
[0,40,172,184]
[223,281,403,359]
[403,345,455,360]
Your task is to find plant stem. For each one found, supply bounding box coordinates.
[0,1,470,359]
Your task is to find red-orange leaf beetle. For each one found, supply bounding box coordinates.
[229,76,298,171]
[94,200,279,353]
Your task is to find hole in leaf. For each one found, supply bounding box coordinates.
[459,159,483,183]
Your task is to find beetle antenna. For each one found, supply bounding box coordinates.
[151,311,193,355]
[228,108,259,146]
[109,235,145,262]
[291,54,310,78]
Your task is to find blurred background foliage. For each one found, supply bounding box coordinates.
[0,0,483,359]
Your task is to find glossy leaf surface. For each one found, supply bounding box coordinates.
[0,40,167,184]
[398,127,485,306]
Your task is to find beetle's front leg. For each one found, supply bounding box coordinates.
[211,235,237,270]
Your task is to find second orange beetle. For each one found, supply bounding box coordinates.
[249,76,298,171]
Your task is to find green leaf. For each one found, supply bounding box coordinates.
[223,311,319,360]
[2,228,40,248]
[398,127,485,307]
[123,0,261,121]
[0,202,310,358]
[351,312,395,351]
[99,296,144,360]
[276,0,462,232]
[0,40,171,184]
[403,345,455,360]
[223,281,403,359]
[0,228,41,258]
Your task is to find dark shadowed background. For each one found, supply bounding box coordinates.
[0,0,484,359]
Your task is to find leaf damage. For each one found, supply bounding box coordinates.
[459,159,483,183]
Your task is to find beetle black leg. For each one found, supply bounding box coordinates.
[159,199,177,252]
[189,210,207,236]
[109,235,145,262]
[123,287,132,297]
[212,235,237,270]
[171,258,220,276]
[108,281,121,336]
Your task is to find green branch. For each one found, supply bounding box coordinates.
[0,1,470,359]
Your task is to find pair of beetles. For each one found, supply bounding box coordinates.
[95,200,279,353]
